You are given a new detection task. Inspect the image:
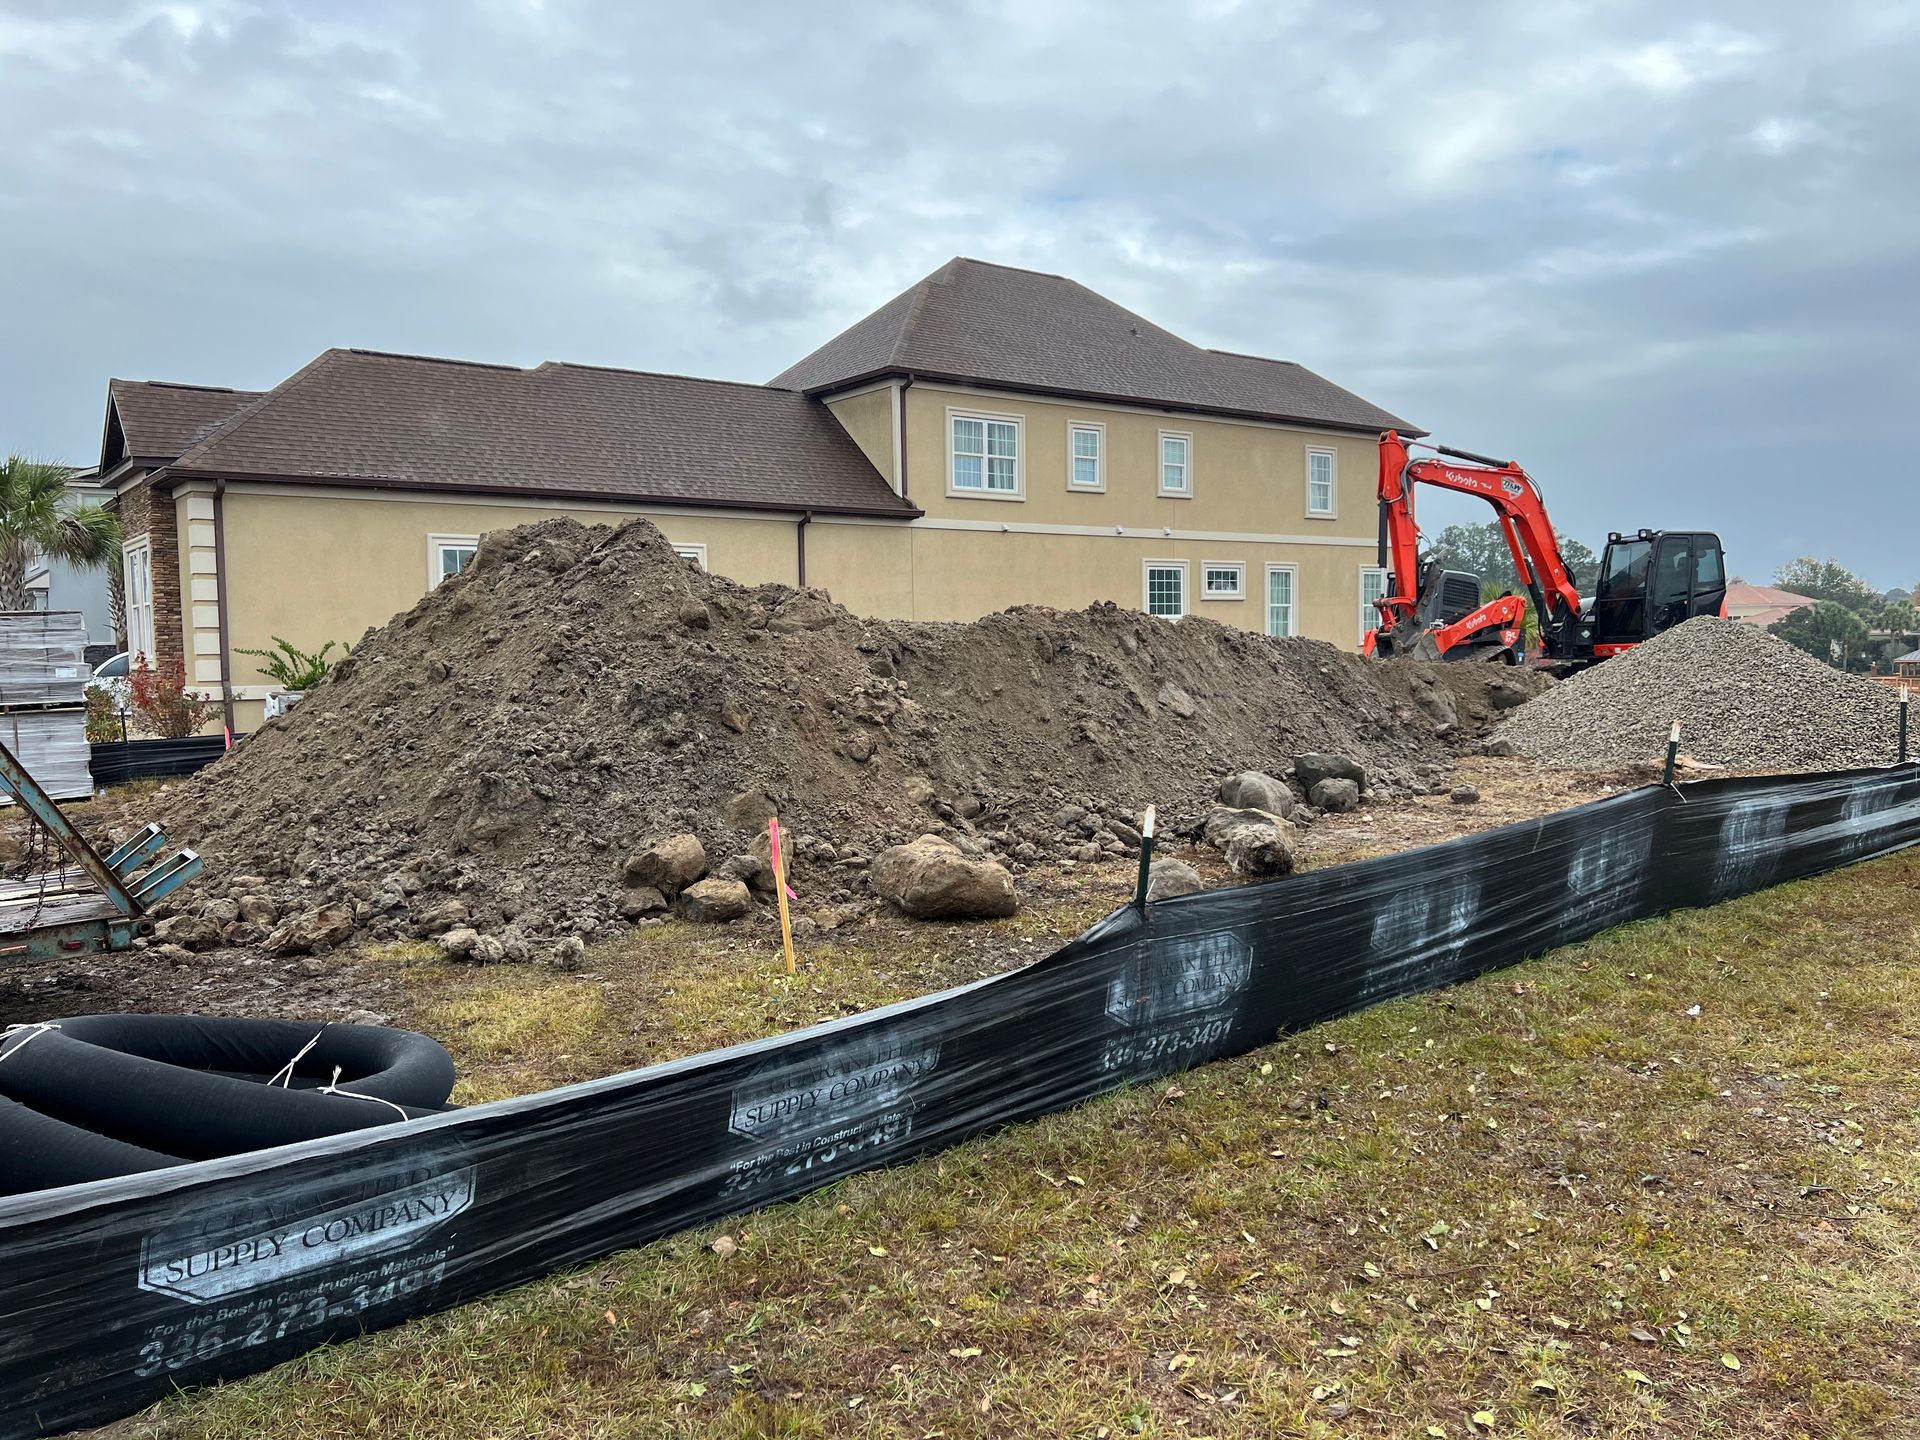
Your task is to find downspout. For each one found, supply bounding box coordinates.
[796,510,813,588]
[896,376,914,500]
[212,480,236,740]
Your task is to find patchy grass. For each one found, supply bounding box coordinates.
[123,850,1920,1439]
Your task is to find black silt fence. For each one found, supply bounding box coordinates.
[88,736,237,788]
[3,764,1919,1437]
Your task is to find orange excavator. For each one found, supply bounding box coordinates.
[1364,430,1727,668]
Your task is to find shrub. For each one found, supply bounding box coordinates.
[235,636,347,691]
[127,655,220,739]
[84,686,125,744]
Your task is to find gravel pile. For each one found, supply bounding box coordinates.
[125,516,1529,960]
[1493,616,1905,771]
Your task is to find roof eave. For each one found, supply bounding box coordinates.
[804,368,1423,438]
[155,466,923,521]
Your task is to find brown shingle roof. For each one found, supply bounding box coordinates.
[166,349,917,518]
[107,379,263,461]
[770,257,1420,435]
[1725,581,1816,611]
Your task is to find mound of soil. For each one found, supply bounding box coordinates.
[1493,616,1905,771]
[145,518,1532,957]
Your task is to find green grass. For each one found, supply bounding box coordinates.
[119,851,1920,1439]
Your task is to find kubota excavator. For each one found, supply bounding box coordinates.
[1364,430,1727,668]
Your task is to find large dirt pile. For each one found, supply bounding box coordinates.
[1494,616,1905,771]
[148,518,1529,957]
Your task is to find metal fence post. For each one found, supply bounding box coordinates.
[1132,805,1157,913]
[1662,720,1681,786]
[1900,688,1910,764]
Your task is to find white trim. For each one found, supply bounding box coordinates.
[1142,558,1189,619]
[1066,420,1106,492]
[1357,564,1389,647]
[911,379,1386,440]
[1305,445,1338,519]
[1157,429,1193,498]
[1264,563,1300,638]
[428,533,481,588]
[1201,561,1246,600]
[889,379,905,494]
[946,405,1025,500]
[672,543,708,570]
[180,479,813,524]
[888,515,1376,546]
[122,534,154,661]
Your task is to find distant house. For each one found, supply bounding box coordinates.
[23,468,118,649]
[1893,648,1920,680]
[90,257,1418,728]
[1723,580,1817,629]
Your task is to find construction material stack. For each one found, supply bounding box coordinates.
[0,610,92,801]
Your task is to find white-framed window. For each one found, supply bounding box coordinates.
[672,543,708,570]
[1359,565,1389,646]
[1158,431,1192,497]
[1266,564,1299,637]
[428,534,480,588]
[122,535,154,660]
[1306,446,1337,516]
[948,408,1023,498]
[1143,560,1188,619]
[1202,562,1245,600]
[1067,421,1105,491]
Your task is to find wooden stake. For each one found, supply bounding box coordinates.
[770,816,797,975]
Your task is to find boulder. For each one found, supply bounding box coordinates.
[623,833,707,895]
[1293,752,1367,794]
[438,925,480,958]
[1145,858,1205,902]
[1410,683,1459,729]
[716,849,775,895]
[1489,679,1533,711]
[265,905,356,956]
[1223,822,1295,879]
[1310,777,1362,813]
[1200,806,1291,848]
[1449,783,1482,805]
[236,893,279,929]
[617,885,668,920]
[870,836,1018,920]
[679,877,752,923]
[1218,771,1294,817]
[154,913,223,952]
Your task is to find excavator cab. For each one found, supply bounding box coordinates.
[1585,530,1726,658]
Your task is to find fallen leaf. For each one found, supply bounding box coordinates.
[1330,1298,1349,1316]
[948,1346,982,1359]
[687,1382,707,1397]
[868,1245,890,1257]
[1471,1411,1496,1431]
[1067,1174,1086,1187]
[604,1309,618,1325]
[1166,1267,1188,1286]
[1363,1262,1383,1278]
[708,1236,738,1258]
[1475,1297,1493,1312]
[1530,1379,1558,1395]
[1629,1326,1658,1344]
[1168,1353,1195,1372]
[1722,1353,1742,1371]
[1428,1427,1448,1438]
[1624,1369,1652,1386]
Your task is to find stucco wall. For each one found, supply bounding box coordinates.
[822,385,897,490]
[209,488,802,725]
[902,383,1378,536]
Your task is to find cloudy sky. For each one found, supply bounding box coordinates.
[3,0,1915,589]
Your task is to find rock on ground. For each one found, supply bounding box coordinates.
[1217,771,1294,817]
[871,837,1018,920]
[679,877,752,923]
[1145,857,1205,901]
[1293,753,1367,794]
[1494,617,1905,771]
[623,834,707,896]
[1310,778,1362,813]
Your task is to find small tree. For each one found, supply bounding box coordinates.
[1772,601,1872,672]
[235,636,347,691]
[0,456,120,611]
[127,656,220,738]
[1774,557,1878,613]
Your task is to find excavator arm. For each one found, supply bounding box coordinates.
[1370,430,1585,661]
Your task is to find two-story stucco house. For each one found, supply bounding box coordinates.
[92,258,1419,730]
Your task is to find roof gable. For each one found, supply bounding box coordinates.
[167,349,916,519]
[770,257,1418,435]
[103,380,263,467]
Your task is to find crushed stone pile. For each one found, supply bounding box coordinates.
[1493,616,1905,771]
[138,517,1531,960]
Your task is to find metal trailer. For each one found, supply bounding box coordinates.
[0,733,200,963]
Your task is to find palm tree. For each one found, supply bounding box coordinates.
[0,456,121,613]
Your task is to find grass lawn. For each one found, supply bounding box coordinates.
[113,848,1920,1439]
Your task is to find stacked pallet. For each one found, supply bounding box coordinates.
[0,611,92,801]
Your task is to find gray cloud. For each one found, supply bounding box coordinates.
[3,0,1915,587]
